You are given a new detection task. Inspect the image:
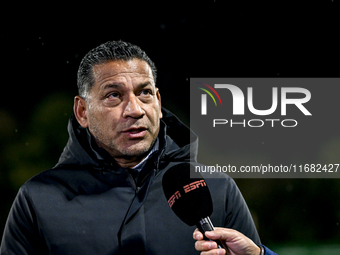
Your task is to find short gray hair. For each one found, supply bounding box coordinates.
[77,40,157,98]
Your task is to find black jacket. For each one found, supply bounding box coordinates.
[0,108,260,255]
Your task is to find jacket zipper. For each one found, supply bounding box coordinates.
[127,171,139,193]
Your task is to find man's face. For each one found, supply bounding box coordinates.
[75,59,162,167]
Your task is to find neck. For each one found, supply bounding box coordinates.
[113,156,145,168]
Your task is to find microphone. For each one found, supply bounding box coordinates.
[162,163,226,250]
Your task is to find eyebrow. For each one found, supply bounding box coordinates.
[102,81,153,91]
[101,83,123,90]
[137,82,153,88]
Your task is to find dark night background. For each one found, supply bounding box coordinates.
[1,1,340,254]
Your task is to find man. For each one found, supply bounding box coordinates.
[1,40,269,254]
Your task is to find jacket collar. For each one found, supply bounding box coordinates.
[54,108,198,171]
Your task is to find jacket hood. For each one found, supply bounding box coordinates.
[55,108,198,170]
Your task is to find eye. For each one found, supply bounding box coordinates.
[108,92,120,99]
[139,89,152,96]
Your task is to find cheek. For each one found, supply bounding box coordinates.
[148,106,162,132]
[88,105,114,130]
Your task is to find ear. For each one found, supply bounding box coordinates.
[156,88,162,119]
[74,96,89,128]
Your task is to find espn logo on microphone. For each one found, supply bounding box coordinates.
[167,180,207,208]
[183,180,206,193]
[168,191,181,208]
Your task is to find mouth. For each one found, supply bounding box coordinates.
[121,126,148,139]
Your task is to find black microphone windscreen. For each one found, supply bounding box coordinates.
[162,163,213,226]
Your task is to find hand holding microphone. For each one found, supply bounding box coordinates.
[193,228,261,255]
[162,163,263,255]
[162,163,226,249]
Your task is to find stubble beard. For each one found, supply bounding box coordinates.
[88,114,159,160]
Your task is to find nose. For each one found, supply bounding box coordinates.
[122,95,145,119]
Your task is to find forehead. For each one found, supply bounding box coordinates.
[92,59,154,86]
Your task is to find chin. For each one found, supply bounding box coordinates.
[120,141,153,157]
